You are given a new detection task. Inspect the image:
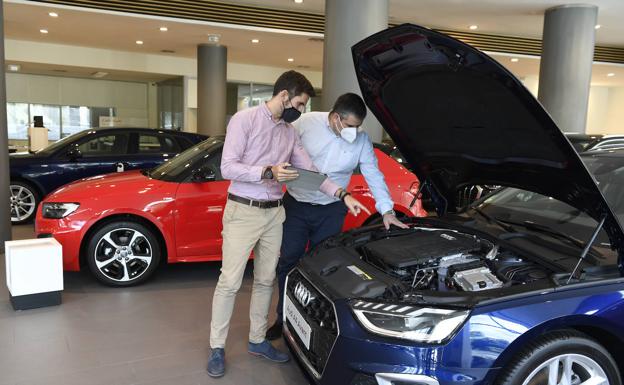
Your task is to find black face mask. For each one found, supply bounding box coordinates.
[281,99,302,123]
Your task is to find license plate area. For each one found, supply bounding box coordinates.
[285,294,312,350]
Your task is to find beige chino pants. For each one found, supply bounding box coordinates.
[210,199,285,348]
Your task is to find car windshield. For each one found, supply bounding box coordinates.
[148,137,224,181]
[476,153,624,266]
[36,130,93,155]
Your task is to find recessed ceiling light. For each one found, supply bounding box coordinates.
[8,64,20,72]
[595,24,601,29]
[607,73,615,77]
[92,71,108,78]
[294,0,304,3]
[251,39,260,43]
[159,26,168,32]
[207,34,221,43]
[136,40,144,45]
[48,12,58,17]
[287,58,294,62]
[40,29,49,34]
[469,25,478,30]
[510,58,519,62]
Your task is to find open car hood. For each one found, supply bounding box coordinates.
[352,24,624,256]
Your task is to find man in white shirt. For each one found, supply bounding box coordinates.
[266,93,408,340]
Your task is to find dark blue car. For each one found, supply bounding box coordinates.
[283,25,624,385]
[9,127,206,223]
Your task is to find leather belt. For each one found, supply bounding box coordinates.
[228,193,283,209]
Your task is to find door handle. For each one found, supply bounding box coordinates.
[352,185,369,193]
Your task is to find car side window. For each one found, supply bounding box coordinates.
[138,134,181,154]
[203,153,223,180]
[77,134,128,156]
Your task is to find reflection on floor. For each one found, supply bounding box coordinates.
[0,224,308,385]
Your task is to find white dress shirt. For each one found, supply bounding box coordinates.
[288,111,394,215]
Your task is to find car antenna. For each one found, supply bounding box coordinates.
[566,215,606,285]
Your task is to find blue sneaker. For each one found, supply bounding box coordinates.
[207,348,225,377]
[248,340,290,363]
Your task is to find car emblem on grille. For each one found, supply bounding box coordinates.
[293,281,316,307]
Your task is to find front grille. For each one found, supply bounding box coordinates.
[285,270,338,377]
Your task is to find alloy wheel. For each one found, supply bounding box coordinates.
[94,227,153,283]
[522,353,609,385]
[10,184,36,222]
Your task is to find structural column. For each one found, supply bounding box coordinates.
[322,0,388,143]
[197,43,227,136]
[0,2,11,249]
[538,5,597,134]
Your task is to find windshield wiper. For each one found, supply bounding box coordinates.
[471,207,517,233]
[495,217,606,268]
[495,218,591,251]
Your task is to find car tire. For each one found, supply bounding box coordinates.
[86,221,161,287]
[10,181,39,224]
[497,330,621,385]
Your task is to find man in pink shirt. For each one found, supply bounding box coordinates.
[207,71,368,377]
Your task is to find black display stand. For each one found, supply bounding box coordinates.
[10,291,62,310]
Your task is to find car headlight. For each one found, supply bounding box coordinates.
[42,203,80,219]
[351,300,469,343]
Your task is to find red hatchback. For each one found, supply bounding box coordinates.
[36,137,426,286]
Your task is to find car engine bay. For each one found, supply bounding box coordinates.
[359,227,550,293]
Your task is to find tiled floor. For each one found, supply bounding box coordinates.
[0,225,308,385]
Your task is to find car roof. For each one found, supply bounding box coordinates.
[89,127,207,138]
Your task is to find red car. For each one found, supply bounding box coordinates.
[36,136,426,286]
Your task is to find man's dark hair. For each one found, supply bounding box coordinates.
[273,70,316,98]
[330,93,367,121]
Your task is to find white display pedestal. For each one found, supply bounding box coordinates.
[5,238,63,310]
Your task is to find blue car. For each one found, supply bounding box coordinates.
[283,25,624,385]
[9,127,206,223]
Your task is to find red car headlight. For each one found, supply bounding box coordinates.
[42,202,80,219]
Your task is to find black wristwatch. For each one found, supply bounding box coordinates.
[340,191,351,201]
[262,167,274,180]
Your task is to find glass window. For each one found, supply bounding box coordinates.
[61,106,91,138]
[78,134,127,156]
[150,137,223,181]
[7,103,29,139]
[30,104,61,140]
[138,134,181,154]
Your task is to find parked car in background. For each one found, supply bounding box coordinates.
[35,136,426,286]
[279,24,624,385]
[9,127,206,223]
[565,133,624,152]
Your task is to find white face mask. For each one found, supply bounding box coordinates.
[336,117,358,143]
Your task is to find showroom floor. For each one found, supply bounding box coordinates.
[0,225,308,385]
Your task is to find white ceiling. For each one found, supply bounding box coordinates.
[2,0,624,87]
[229,0,624,46]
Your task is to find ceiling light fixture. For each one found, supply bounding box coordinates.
[136,40,144,45]
[595,24,601,29]
[92,71,109,78]
[48,12,58,17]
[8,64,20,72]
[469,25,478,30]
[294,0,304,3]
[207,34,221,43]
[287,58,294,62]
[251,39,260,43]
[40,29,49,34]
[607,73,615,77]
[510,58,519,62]
[159,26,168,32]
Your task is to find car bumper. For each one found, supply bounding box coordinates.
[35,215,83,271]
[284,269,493,385]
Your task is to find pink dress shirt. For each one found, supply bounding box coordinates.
[221,103,340,201]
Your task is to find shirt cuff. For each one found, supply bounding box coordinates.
[319,178,341,198]
[254,165,266,182]
[377,202,395,216]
